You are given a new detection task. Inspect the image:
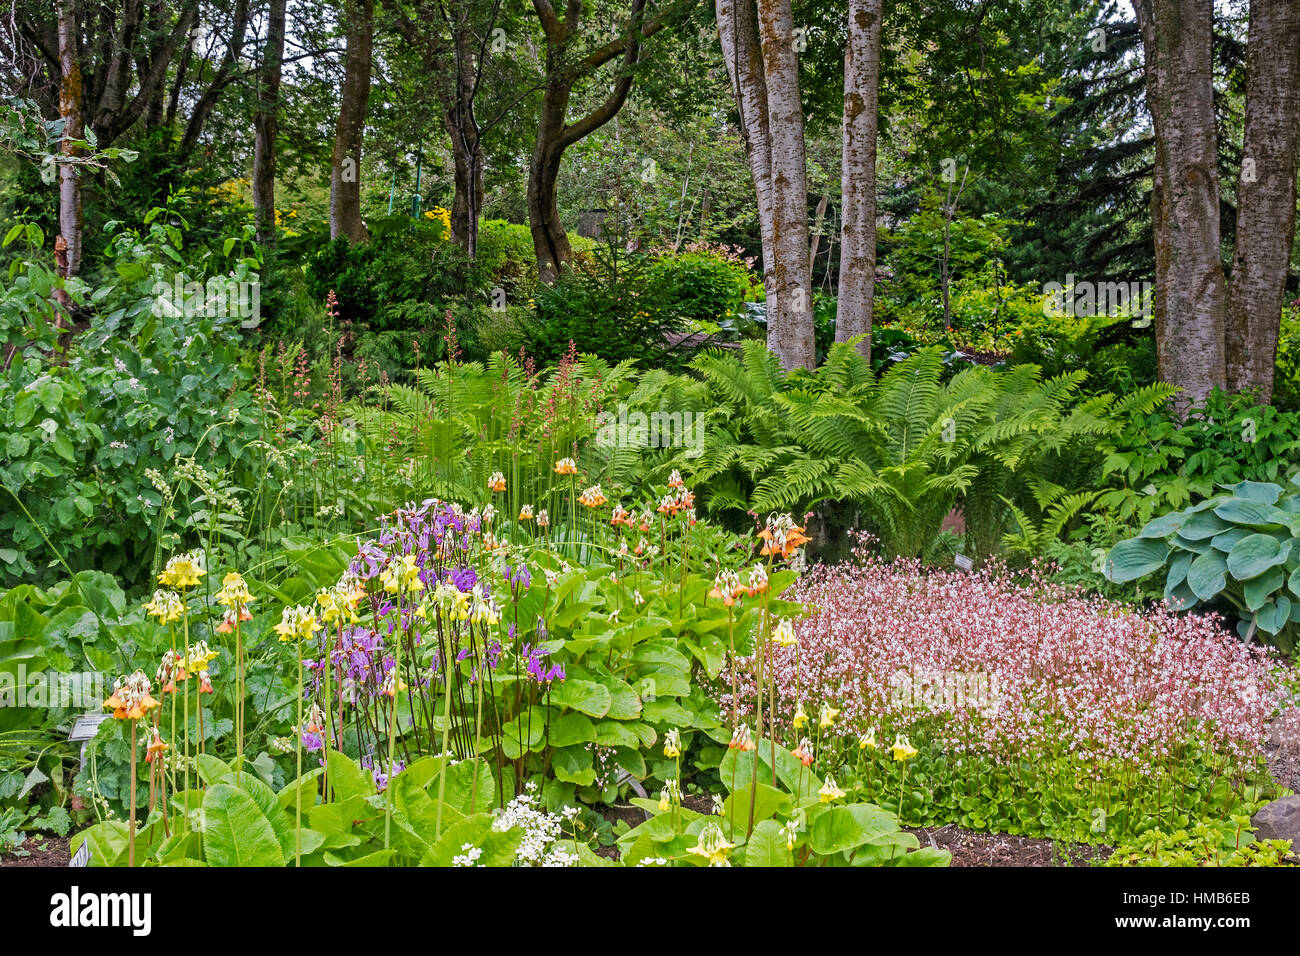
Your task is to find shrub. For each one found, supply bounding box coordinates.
[527,250,687,367]
[645,243,754,328]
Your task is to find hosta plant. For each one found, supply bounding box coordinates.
[1105,477,1300,650]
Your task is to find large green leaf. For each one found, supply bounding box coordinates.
[809,804,898,855]
[741,820,792,867]
[1219,480,1282,505]
[326,750,375,801]
[1244,567,1286,612]
[1178,509,1232,540]
[1104,537,1168,583]
[202,783,285,867]
[1186,551,1228,601]
[1138,511,1186,538]
[1257,597,1293,635]
[1226,534,1289,581]
[1214,499,1289,528]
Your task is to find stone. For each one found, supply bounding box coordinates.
[1252,796,1300,850]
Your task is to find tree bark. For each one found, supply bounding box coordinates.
[1134,0,1228,409]
[1226,0,1300,403]
[253,0,287,249]
[330,0,375,243]
[527,0,658,283]
[755,0,814,370]
[718,0,775,283]
[55,0,82,280]
[835,0,882,360]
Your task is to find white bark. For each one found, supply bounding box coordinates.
[835,0,882,360]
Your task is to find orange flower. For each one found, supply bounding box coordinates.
[578,484,607,508]
[554,458,578,476]
[758,513,811,559]
[104,671,161,720]
[709,569,744,607]
[145,730,169,764]
[488,471,506,492]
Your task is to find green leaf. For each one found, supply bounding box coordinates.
[1227,534,1289,581]
[1138,511,1185,538]
[1178,509,1232,540]
[201,783,285,867]
[1186,550,1228,601]
[420,813,523,867]
[1214,499,1289,528]
[1219,481,1282,505]
[809,804,898,855]
[741,820,792,866]
[1244,567,1285,612]
[1103,537,1168,583]
[548,679,612,718]
[326,750,375,801]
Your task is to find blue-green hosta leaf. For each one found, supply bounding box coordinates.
[1103,537,1169,583]
[1138,511,1186,538]
[1214,498,1290,528]
[1227,534,1290,581]
[1172,535,1212,554]
[1256,597,1292,635]
[1178,510,1232,540]
[1163,580,1197,611]
[1211,527,1250,553]
[1166,550,1194,590]
[1218,480,1283,505]
[1244,567,1286,612]
[1186,550,1228,601]
[1290,565,1300,601]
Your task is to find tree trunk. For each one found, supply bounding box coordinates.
[717,0,775,283]
[1226,0,1300,403]
[835,0,882,360]
[526,0,653,283]
[1134,0,1228,409]
[756,0,814,370]
[330,0,374,243]
[445,26,485,259]
[253,0,287,249]
[528,85,572,284]
[56,0,82,280]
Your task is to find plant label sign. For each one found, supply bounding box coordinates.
[69,839,91,867]
[68,713,111,742]
[954,554,974,572]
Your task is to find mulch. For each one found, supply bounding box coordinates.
[0,839,69,868]
[907,824,1111,867]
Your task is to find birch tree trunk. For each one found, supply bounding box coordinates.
[1226,0,1300,403]
[330,0,374,242]
[716,0,775,282]
[253,0,287,249]
[56,0,82,280]
[1134,0,1228,409]
[835,0,882,361]
[756,0,814,370]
